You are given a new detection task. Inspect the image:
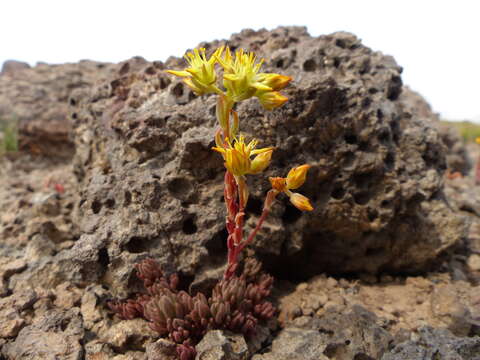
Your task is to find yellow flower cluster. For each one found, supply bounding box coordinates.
[167,46,291,110]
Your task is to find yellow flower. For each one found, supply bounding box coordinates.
[212,135,273,177]
[476,137,480,145]
[269,165,313,211]
[166,47,224,95]
[256,91,289,110]
[216,47,292,108]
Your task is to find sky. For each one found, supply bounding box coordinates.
[2,0,479,122]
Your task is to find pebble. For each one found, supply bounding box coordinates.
[467,254,480,271]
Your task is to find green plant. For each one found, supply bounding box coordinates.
[109,257,274,360]
[0,116,19,153]
[109,46,314,359]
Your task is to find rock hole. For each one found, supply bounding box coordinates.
[381,199,391,208]
[386,75,402,101]
[353,173,372,189]
[105,198,115,208]
[124,191,132,206]
[182,217,197,235]
[344,133,357,144]
[282,204,302,224]
[385,152,395,171]
[367,208,378,222]
[71,112,77,119]
[335,39,346,48]
[246,197,263,216]
[159,77,170,89]
[172,82,184,97]
[209,105,216,117]
[98,248,110,267]
[168,177,193,200]
[276,59,284,68]
[358,141,369,151]
[353,354,375,360]
[353,191,371,205]
[333,57,341,68]
[60,318,70,332]
[125,237,150,253]
[331,186,346,199]
[344,151,355,167]
[377,128,391,144]
[303,59,317,72]
[206,227,228,256]
[323,343,347,358]
[144,66,156,75]
[361,97,371,108]
[69,98,76,106]
[368,88,378,94]
[91,200,102,214]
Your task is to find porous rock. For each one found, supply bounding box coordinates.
[381,327,480,360]
[255,305,392,360]
[67,26,467,293]
[400,86,471,175]
[195,330,248,360]
[0,59,116,157]
[1,308,84,360]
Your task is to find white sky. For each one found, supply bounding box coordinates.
[2,0,479,122]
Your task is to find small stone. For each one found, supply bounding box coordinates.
[146,339,178,360]
[325,278,338,289]
[101,319,156,350]
[296,283,308,291]
[195,330,248,360]
[467,254,480,271]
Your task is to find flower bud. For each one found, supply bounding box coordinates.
[286,164,310,190]
[250,149,273,174]
[258,73,292,91]
[289,192,313,211]
[256,90,288,110]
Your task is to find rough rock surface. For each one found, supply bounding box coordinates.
[1,308,85,360]
[194,330,248,360]
[400,86,471,175]
[66,26,467,295]
[382,327,480,360]
[0,59,116,157]
[254,305,392,360]
[0,26,479,360]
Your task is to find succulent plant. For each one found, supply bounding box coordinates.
[108,257,275,360]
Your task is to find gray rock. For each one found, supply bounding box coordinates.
[66,27,466,297]
[256,305,391,360]
[252,327,328,360]
[382,327,480,360]
[1,308,84,360]
[195,330,248,360]
[145,338,178,360]
[1,60,30,75]
[0,59,116,158]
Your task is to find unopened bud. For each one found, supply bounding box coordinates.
[289,192,313,211]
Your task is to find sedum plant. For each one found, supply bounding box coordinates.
[168,46,313,279]
[109,257,275,360]
[109,47,313,360]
